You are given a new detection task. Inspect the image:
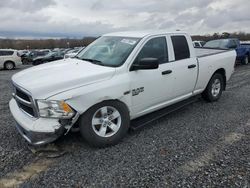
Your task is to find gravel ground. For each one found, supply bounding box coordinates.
[0,65,250,187]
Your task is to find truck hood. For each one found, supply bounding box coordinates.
[12,59,116,99]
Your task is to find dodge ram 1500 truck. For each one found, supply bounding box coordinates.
[9,31,236,147]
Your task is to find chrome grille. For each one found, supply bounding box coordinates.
[12,84,37,117]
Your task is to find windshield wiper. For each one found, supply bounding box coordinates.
[80,58,105,66]
[74,57,113,67]
[74,56,82,60]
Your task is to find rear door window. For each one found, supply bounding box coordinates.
[0,50,14,56]
[171,36,190,61]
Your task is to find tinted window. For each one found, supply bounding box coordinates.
[227,40,237,49]
[194,42,200,47]
[135,37,168,64]
[171,36,190,61]
[0,50,14,56]
[37,51,47,56]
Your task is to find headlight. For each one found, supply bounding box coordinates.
[36,100,75,119]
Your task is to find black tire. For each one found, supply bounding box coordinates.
[80,100,130,147]
[32,61,40,66]
[22,59,28,65]
[242,56,249,65]
[4,61,15,70]
[202,73,224,102]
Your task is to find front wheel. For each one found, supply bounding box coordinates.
[80,101,130,147]
[202,73,224,102]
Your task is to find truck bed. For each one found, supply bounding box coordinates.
[195,48,229,58]
[193,48,236,95]
[241,43,250,48]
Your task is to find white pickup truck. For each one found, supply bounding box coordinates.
[9,31,236,147]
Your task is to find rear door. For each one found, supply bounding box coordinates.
[169,35,198,98]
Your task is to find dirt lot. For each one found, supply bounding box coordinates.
[0,65,250,187]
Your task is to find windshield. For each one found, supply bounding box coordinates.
[204,39,229,49]
[76,36,140,67]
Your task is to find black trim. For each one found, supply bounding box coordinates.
[188,64,197,69]
[162,70,172,75]
[124,91,131,95]
[130,96,198,130]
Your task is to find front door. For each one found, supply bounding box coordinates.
[129,36,175,117]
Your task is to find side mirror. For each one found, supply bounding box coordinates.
[131,58,159,71]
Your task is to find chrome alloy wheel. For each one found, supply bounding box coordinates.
[211,78,221,97]
[91,106,121,138]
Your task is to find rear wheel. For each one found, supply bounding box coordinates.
[80,101,130,147]
[4,61,15,70]
[202,73,224,102]
[242,56,249,65]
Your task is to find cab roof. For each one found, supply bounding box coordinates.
[104,30,188,38]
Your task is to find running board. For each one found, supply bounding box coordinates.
[130,96,199,130]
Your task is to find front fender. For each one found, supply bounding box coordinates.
[48,75,132,115]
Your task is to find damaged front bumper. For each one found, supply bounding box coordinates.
[9,98,79,146]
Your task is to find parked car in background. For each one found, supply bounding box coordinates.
[0,49,22,70]
[204,38,250,65]
[21,50,50,64]
[193,40,206,48]
[9,30,236,147]
[42,49,51,54]
[64,47,84,58]
[32,51,64,65]
[18,50,29,56]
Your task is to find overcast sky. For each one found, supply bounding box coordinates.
[0,0,250,38]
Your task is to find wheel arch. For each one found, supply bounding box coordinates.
[212,68,226,90]
[4,60,16,68]
[78,98,131,118]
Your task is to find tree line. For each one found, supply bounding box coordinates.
[192,32,250,42]
[0,37,97,50]
[1,32,250,50]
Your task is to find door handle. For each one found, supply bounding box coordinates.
[188,64,197,69]
[162,70,172,75]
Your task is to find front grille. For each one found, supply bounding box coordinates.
[19,103,35,116]
[13,84,37,117]
[16,87,31,102]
